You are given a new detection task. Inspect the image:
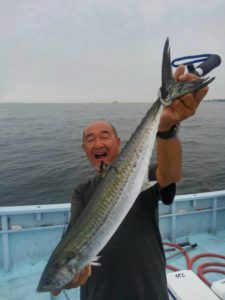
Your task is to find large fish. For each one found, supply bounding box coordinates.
[37,39,214,292]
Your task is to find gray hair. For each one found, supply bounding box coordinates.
[82,120,119,142]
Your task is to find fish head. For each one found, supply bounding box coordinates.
[37,260,76,293]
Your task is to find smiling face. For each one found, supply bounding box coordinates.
[82,121,121,172]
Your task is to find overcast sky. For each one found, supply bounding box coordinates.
[0,0,224,103]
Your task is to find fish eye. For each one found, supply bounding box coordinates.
[44,278,51,286]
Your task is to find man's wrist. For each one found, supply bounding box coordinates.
[158,121,176,132]
[156,124,180,139]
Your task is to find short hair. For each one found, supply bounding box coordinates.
[83,120,119,142]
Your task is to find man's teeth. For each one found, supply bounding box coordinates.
[95,153,107,159]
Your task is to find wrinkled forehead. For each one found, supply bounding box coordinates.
[83,121,115,140]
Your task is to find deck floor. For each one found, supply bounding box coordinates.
[165,230,225,282]
[0,230,225,300]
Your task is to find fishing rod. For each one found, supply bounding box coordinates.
[172,53,222,77]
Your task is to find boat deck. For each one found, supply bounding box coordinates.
[0,230,224,300]
[165,230,225,278]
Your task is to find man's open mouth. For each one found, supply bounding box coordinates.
[94,152,107,159]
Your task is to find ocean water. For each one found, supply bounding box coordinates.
[0,101,225,206]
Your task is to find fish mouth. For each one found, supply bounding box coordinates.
[36,277,54,293]
[36,284,51,293]
[37,281,59,293]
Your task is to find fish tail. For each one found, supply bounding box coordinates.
[160,38,215,106]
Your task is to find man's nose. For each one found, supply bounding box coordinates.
[94,138,104,148]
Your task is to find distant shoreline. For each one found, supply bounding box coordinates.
[1,99,225,104]
[204,99,225,102]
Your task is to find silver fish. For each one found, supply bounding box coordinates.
[37,38,214,292]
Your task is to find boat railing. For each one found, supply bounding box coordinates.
[159,190,225,243]
[1,190,225,272]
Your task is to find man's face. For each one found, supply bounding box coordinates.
[83,121,121,171]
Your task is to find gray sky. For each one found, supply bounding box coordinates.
[0,0,224,103]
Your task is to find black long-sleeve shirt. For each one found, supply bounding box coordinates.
[70,166,175,300]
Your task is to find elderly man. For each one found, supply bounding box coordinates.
[53,65,208,299]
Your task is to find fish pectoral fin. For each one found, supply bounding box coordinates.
[90,256,101,267]
[90,262,101,266]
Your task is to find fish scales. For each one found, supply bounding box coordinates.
[37,39,215,292]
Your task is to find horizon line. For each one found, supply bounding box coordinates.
[0,98,224,104]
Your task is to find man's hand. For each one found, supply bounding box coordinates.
[156,64,209,187]
[159,65,209,132]
[52,265,91,296]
